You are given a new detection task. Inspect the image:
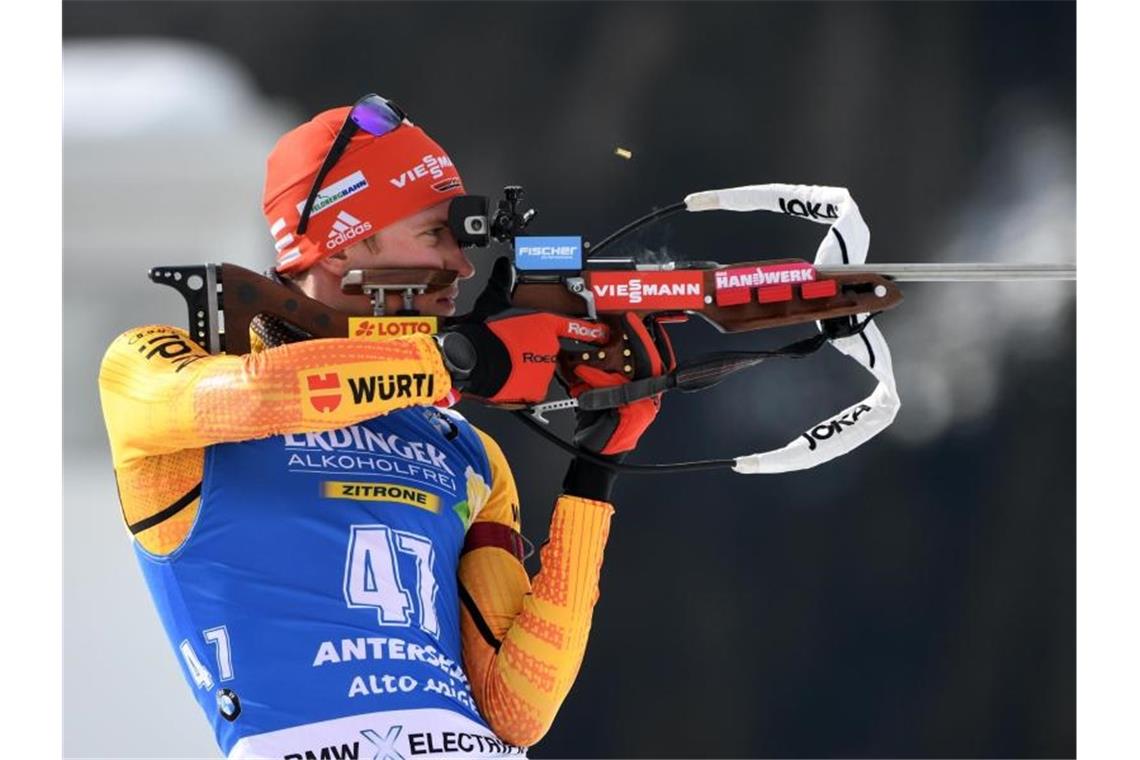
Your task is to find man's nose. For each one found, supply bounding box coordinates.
[445,244,476,280]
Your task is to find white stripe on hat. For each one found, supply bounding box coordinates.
[337,211,361,225]
[270,218,287,236]
[274,233,295,251]
[278,247,302,265]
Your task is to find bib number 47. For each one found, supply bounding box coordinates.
[343,525,440,637]
[179,625,234,690]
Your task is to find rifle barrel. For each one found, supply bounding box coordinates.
[817,263,1076,282]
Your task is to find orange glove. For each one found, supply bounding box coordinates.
[447,256,612,406]
[562,313,676,455]
[448,312,611,405]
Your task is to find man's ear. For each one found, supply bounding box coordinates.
[313,250,351,277]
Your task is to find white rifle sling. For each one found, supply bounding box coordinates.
[684,184,901,474]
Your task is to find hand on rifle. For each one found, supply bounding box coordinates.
[560,312,676,456]
[445,257,611,405]
[558,312,676,501]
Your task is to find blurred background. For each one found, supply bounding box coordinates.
[63,2,1075,757]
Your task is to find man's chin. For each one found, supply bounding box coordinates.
[420,298,457,317]
[413,291,460,317]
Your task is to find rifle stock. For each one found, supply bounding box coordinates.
[511,260,903,333]
[151,260,903,356]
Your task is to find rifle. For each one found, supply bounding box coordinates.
[150,183,1074,474]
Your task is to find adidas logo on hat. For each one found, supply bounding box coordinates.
[325,210,373,250]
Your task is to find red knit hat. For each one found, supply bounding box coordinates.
[262,106,466,273]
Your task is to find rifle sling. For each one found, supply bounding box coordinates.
[575,327,845,411]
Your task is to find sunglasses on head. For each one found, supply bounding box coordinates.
[295,94,408,235]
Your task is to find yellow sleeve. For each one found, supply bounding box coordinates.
[99,324,452,555]
[98,324,452,467]
[459,428,613,747]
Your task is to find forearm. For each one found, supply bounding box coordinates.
[459,494,613,747]
[99,325,451,466]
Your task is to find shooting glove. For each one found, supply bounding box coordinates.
[559,313,675,502]
[445,258,611,405]
[562,313,676,456]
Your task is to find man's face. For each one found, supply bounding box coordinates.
[322,200,475,316]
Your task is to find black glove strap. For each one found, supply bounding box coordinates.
[433,331,477,380]
[577,374,675,411]
[445,323,511,397]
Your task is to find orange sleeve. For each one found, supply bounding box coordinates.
[98,324,452,467]
[99,324,453,554]
[459,428,613,747]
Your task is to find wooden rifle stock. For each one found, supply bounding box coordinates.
[151,260,902,367]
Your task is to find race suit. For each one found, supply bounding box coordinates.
[98,323,614,759]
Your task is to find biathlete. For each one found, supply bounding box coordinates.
[98,93,672,759]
